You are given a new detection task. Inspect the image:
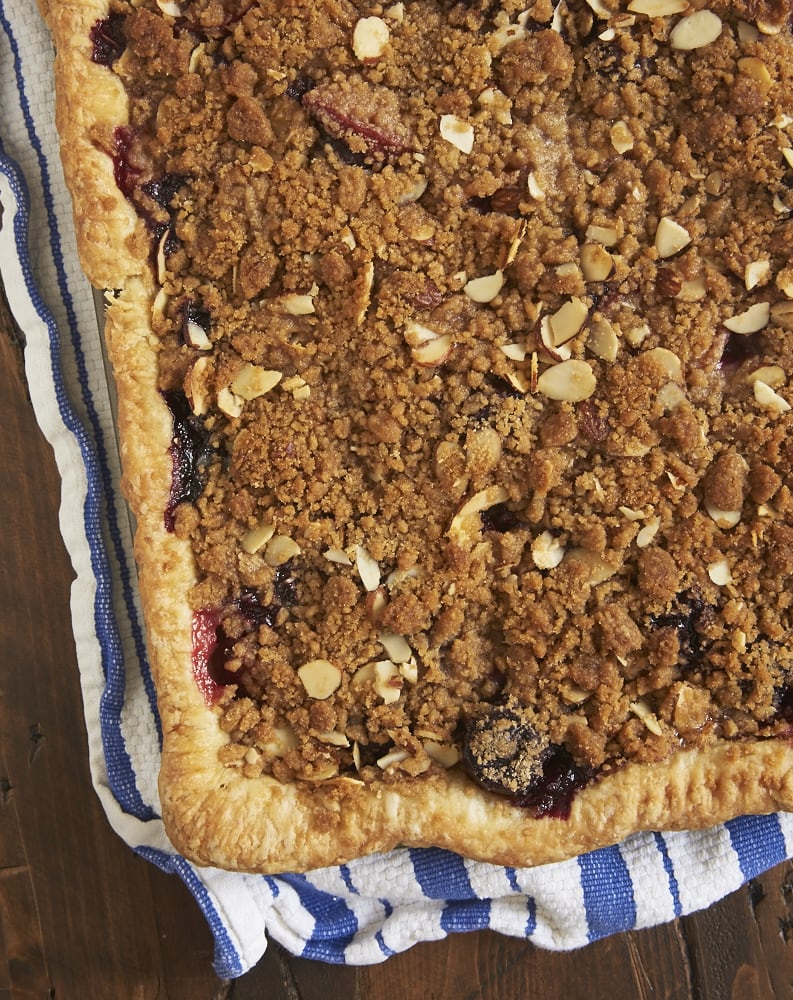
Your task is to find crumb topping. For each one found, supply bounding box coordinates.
[99,0,793,802]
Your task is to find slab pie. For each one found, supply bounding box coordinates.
[39,0,793,874]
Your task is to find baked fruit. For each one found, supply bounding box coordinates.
[39,0,793,873]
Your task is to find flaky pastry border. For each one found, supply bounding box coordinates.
[41,0,793,875]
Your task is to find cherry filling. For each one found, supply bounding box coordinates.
[192,577,298,705]
[192,608,237,705]
[719,330,764,371]
[90,13,127,66]
[650,594,714,671]
[462,705,594,819]
[112,126,143,200]
[162,390,211,532]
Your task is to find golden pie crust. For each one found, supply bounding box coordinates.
[40,0,793,874]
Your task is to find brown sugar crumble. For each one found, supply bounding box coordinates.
[99,0,793,806]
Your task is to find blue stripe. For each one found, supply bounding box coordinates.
[375,929,396,958]
[339,864,358,894]
[578,845,637,942]
[0,7,157,818]
[505,866,520,892]
[525,896,537,936]
[726,814,786,881]
[280,874,358,962]
[440,898,491,933]
[136,846,244,978]
[653,832,682,917]
[410,848,476,900]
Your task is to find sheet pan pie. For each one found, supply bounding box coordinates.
[39,0,793,874]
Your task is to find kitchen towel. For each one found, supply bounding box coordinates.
[2,0,792,979]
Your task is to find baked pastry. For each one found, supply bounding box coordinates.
[40,0,793,875]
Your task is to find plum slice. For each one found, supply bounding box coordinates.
[162,390,211,531]
[462,704,594,818]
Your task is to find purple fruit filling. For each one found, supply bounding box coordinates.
[162,390,211,532]
[90,13,126,67]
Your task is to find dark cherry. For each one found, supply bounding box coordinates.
[274,563,299,608]
[650,593,714,671]
[719,329,763,371]
[140,173,186,213]
[236,590,280,630]
[512,744,595,819]
[192,608,238,705]
[90,13,127,66]
[162,390,212,532]
[112,126,143,200]
[286,74,316,101]
[481,502,526,533]
[774,685,793,725]
[463,705,594,818]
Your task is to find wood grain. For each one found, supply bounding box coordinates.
[2,283,793,998]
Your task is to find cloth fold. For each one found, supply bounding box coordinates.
[2,0,790,979]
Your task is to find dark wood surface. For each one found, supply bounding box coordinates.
[2,287,793,1000]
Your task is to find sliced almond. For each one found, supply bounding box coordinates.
[705,500,742,529]
[586,317,619,361]
[316,730,351,747]
[746,365,785,388]
[654,217,691,258]
[549,298,589,346]
[412,333,454,366]
[355,545,381,592]
[707,558,732,586]
[323,547,353,566]
[610,120,634,154]
[352,15,390,61]
[231,363,282,400]
[580,243,614,282]
[241,522,276,555]
[737,56,772,92]
[464,269,505,303]
[373,660,403,704]
[753,379,791,413]
[217,386,244,419]
[669,10,722,50]
[536,359,597,401]
[265,534,302,566]
[723,301,770,334]
[281,285,318,316]
[422,740,460,768]
[184,355,212,416]
[297,660,342,700]
[531,530,566,569]
[629,699,663,736]
[643,346,683,382]
[628,0,687,15]
[636,517,661,548]
[379,632,412,664]
[449,485,510,545]
[440,114,475,154]
[586,223,619,247]
[377,748,410,770]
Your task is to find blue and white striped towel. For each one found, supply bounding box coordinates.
[2,0,792,979]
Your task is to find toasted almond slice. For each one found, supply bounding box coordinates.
[536,359,597,401]
[352,15,390,61]
[754,379,791,413]
[628,0,687,14]
[586,317,619,362]
[231,364,282,400]
[379,632,412,663]
[265,534,302,566]
[217,386,244,419]
[464,269,505,303]
[636,517,661,548]
[654,217,691,258]
[705,500,742,529]
[373,660,403,704]
[413,333,454,366]
[746,365,785,388]
[669,10,722,49]
[297,660,342,700]
[355,545,381,591]
[549,298,589,346]
[580,242,614,281]
[531,530,566,569]
[423,740,460,768]
[643,346,683,382]
[241,523,276,555]
[723,301,770,334]
[707,558,732,586]
[440,114,475,153]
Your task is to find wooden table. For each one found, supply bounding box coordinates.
[2,287,793,1000]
